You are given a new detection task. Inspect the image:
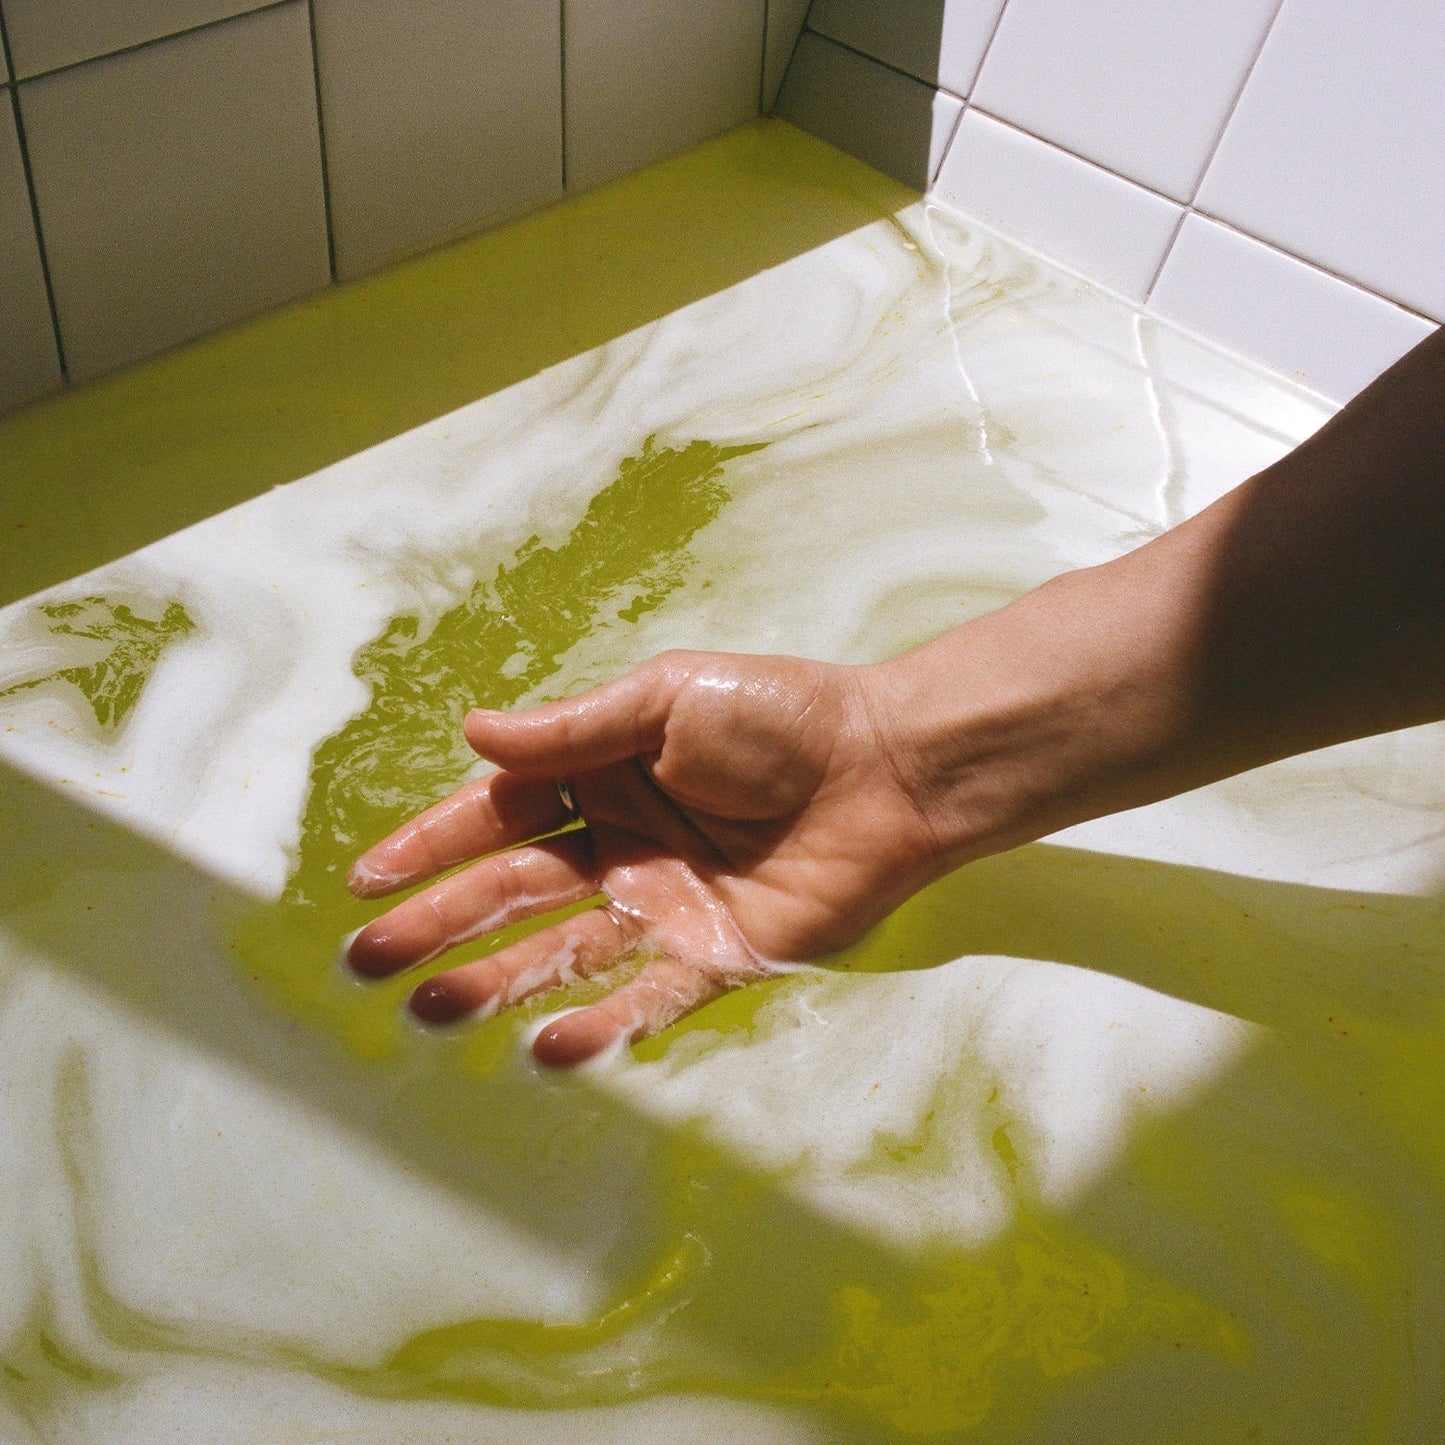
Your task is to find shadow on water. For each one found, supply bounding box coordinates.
[774,0,961,193]
[4,749,1444,1440]
[863,841,1445,1038]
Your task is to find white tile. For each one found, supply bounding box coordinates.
[1148,214,1436,403]
[1141,319,1335,448]
[564,0,764,193]
[1196,0,1445,323]
[20,4,329,382]
[763,0,812,110]
[805,0,1010,97]
[933,109,1183,301]
[807,0,945,85]
[775,30,962,189]
[0,95,62,411]
[970,0,1279,202]
[3,0,271,79]
[937,0,1011,98]
[313,0,562,280]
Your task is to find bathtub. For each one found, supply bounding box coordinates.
[1,121,1441,1442]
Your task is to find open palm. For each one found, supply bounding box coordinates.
[346,650,939,1064]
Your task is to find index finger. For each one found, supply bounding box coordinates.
[347,770,572,898]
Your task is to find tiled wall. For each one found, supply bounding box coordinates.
[0,0,811,414]
[778,0,1444,402]
[6,1,1436,417]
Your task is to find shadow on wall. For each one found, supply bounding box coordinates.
[776,0,960,189]
[0,122,912,610]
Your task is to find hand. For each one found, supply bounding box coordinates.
[345,650,943,1065]
[344,318,1445,1070]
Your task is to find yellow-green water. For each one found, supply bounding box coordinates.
[11,467,1442,1437]
[0,595,195,728]
[235,434,762,1061]
[2,121,1443,1440]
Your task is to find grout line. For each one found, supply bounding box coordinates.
[927,0,1011,188]
[3,74,70,380]
[757,0,769,115]
[305,0,337,282]
[1142,208,1188,303]
[1187,0,1288,207]
[804,0,1007,108]
[967,104,1187,207]
[963,0,1015,99]
[1140,0,1286,308]
[801,25,939,93]
[8,0,292,85]
[931,98,965,185]
[558,0,568,191]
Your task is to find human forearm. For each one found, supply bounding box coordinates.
[868,327,1445,875]
[1181,326,1445,750]
[346,332,1441,1061]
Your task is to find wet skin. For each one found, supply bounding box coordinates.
[347,651,939,1065]
[349,327,1445,1065]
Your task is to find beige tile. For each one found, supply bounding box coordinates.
[3,0,273,79]
[565,0,764,192]
[19,3,329,383]
[776,30,961,190]
[314,0,562,281]
[0,93,62,411]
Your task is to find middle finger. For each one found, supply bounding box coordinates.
[347,831,599,979]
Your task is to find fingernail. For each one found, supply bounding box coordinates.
[346,926,399,980]
[347,857,411,898]
[409,977,472,1025]
[530,1009,620,1067]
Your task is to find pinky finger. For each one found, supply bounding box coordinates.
[530,955,737,1067]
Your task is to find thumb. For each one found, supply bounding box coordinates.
[465,659,680,777]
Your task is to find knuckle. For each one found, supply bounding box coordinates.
[648,648,701,686]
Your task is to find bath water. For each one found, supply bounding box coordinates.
[1,121,1441,1442]
[6,441,1439,1441]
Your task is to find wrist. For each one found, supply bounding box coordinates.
[860,557,1201,871]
